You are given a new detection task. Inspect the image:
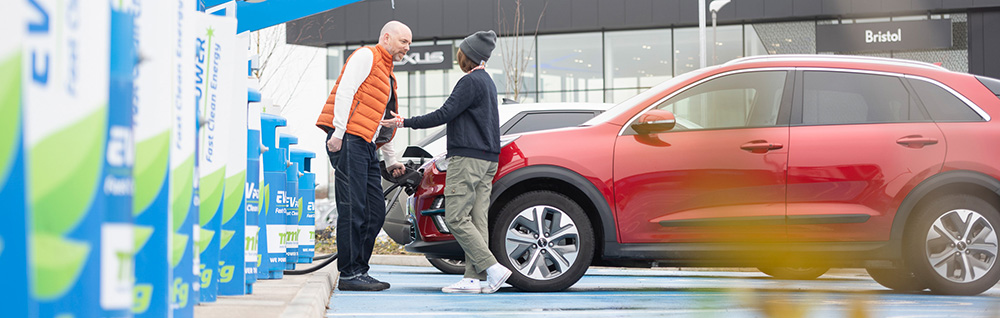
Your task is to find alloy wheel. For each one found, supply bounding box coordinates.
[924,209,999,283]
[503,205,581,280]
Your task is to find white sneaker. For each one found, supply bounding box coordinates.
[442,278,481,293]
[483,264,512,294]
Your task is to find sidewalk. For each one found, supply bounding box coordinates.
[193,255,430,318]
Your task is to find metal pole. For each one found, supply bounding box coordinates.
[699,0,706,69]
[712,11,717,65]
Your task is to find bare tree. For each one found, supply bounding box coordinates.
[251,23,322,114]
[497,0,547,103]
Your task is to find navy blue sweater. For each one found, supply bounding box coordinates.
[404,69,500,162]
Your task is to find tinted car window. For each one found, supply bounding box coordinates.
[651,71,787,130]
[504,112,598,135]
[908,78,984,122]
[802,71,922,125]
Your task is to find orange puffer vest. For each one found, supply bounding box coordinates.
[316,44,398,147]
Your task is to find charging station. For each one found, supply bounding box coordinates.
[290,150,317,263]
[279,134,300,270]
[259,113,287,279]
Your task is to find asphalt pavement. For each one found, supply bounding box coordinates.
[194,255,1000,318]
[327,263,1000,318]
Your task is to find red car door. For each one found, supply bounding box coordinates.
[613,70,792,243]
[786,70,946,242]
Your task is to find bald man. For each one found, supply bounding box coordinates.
[315,20,411,291]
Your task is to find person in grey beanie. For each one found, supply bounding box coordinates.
[381,30,512,294]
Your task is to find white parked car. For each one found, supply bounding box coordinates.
[410,102,616,160]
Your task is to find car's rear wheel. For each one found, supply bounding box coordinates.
[757,266,829,280]
[426,257,465,274]
[865,267,925,292]
[490,191,594,292]
[905,194,1000,295]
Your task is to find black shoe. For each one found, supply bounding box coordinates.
[359,273,390,290]
[338,276,388,291]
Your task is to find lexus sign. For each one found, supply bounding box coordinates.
[816,19,952,53]
[345,44,453,72]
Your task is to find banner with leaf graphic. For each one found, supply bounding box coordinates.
[169,1,198,316]
[25,2,135,317]
[195,11,237,303]
[2,1,29,317]
[121,0,175,315]
[219,30,250,296]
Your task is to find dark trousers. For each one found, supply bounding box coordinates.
[327,132,386,278]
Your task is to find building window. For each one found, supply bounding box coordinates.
[604,29,672,103]
[537,32,603,103]
[489,36,537,102]
[674,25,743,76]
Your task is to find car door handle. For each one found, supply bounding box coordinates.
[740,140,783,153]
[896,135,938,149]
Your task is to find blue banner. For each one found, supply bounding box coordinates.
[0,50,29,316]
[170,0,197,316]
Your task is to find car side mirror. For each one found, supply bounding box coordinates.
[631,109,676,134]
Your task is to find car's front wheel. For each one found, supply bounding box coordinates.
[905,194,1000,295]
[490,191,594,292]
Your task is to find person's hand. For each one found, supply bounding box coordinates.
[326,135,343,152]
[387,162,405,177]
[380,111,404,128]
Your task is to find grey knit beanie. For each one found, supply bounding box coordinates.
[459,30,497,64]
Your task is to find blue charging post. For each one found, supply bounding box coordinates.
[244,93,262,293]
[279,134,299,270]
[259,114,286,279]
[290,150,316,263]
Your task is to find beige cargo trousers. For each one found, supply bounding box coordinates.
[443,156,500,280]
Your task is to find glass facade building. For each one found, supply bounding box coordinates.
[326,14,968,145]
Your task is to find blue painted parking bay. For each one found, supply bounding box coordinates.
[328,265,1000,317]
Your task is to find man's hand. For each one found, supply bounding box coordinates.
[379,111,404,128]
[327,135,343,152]
[387,162,405,178]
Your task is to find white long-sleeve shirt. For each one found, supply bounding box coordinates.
[330,47,398,166]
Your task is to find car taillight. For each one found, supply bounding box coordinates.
[430,196,445,210]
[433,157,449,172]
[421,196,449,234]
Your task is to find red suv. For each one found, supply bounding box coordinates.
[404,55,1000,295]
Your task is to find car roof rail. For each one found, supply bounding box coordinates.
[726,54,948,71]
